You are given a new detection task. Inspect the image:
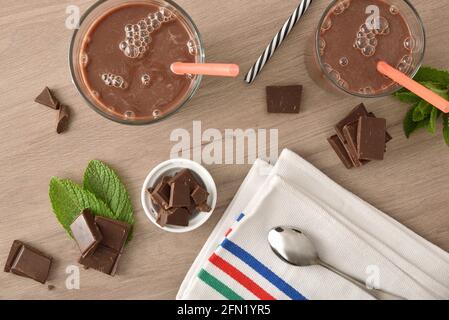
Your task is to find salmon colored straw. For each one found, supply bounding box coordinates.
[377,61,449,113]
[170,63,240,78]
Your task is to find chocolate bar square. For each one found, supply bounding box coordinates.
[4,241,53,284]
[78,245,120,276]
[327,135,354,169]
[266,85,303,114]
[94,216,131,253]
[357,117,387,160]
[169,182,191,208]
[70,209,103,258]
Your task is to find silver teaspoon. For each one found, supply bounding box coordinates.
[268,226,404,300]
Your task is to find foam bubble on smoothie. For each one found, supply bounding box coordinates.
[153,109,161,119]
[101,73,127,89]
[389,5,399,15]
[359,87,375,95]
[124,111,136,119]
[397,54,413,73]
[319,38,326,56]
[80,52,89,67]
[354,17,390,57]
[120,7,174,59]
[187,40,197,55]
[339,57,349,67]
[404,36,415,51]
[332,0,351,15]
[320,16,332,34]
[141,74,151,86]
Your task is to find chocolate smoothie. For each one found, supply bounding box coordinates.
[319,0,413,95]
[78,2,199,121]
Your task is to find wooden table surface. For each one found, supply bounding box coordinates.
[1,0,448,300]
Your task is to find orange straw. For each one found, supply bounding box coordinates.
[377,61,449,113]
[170,63,240,78]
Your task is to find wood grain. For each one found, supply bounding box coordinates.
[0,0,448,300]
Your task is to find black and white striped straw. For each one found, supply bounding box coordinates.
[244,0,313,84]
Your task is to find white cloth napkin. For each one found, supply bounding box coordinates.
[177,149,449,300]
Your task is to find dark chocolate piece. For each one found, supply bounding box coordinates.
[357,117,387,161]
[94,216,130,253]
[70,209,103,258]
[57,105,70,134]
[191,185,209,206]
[335,103,369,143]
[266,85,303,114]
[150,176,171,209]
[48,285,56,291]
[35,87,59,110]
[78,245,120,276]
[157,209,169,227]
[4,241,53,284]
[169,182,191,208]
[327,135,354,169]
[368,112,393,143]
[167,208,190,227]
[343,121,369,167]
[169,169,200,190]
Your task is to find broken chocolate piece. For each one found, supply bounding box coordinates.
[150,176,171,209]
[94,216,130,253]
[169,169,199,190]
[335,103,369,143]
[70,209,103,258]
[197,202,212,213]
[4,240,53,284]
[157,209,169,227]
[327,135,354,169]
[35,87,59,110]
[191,185,209,206]
[169,182,191,208]
[357,117,387,161]
[78,245,120,276]
[266,85,303,114]
[57,105,70,134]
[167,208,190,227]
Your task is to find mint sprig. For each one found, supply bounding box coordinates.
[393,66,449,146]
[49,160,134,240]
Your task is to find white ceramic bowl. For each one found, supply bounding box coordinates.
[141,158,217,233]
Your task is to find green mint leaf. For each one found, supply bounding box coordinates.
[393,91,421,103]
[403,104,418,138]
[414,66,449,86]
[412,101,431,122]
[49,178,115,237]
[83,160,134,227]
[422,82,449,98]
[428,107,441,134]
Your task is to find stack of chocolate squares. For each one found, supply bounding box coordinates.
[148,169,211,227]
[328,104,392,169]
[70,209,131,276]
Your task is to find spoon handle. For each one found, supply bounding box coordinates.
[318,261,404,300]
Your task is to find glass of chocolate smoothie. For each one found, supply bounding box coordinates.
[313,0,425,98]
[70,0,204,125]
